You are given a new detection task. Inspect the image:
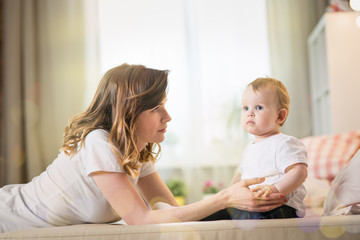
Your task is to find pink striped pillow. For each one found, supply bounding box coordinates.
[301,130,360,181]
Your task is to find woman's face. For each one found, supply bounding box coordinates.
[134,98,172,150]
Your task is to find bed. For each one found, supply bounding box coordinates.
[1,130,360,240]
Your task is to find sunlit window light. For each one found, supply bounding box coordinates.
[350,0,360,11]
[356,16,360,28]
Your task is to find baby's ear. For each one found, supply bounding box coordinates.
[277,108,287,125]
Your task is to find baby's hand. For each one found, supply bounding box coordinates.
[252,185,279,198]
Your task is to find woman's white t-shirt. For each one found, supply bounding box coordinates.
[239,133,308,217]
[0,129,156,233]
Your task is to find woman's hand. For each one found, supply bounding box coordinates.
[223,177,286,212]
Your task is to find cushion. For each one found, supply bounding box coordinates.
[301,130,360,181]
[323,149,360,216]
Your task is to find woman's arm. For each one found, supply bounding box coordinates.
[91,172,286,225]
[137,172,179,208]
[230,172,242,185]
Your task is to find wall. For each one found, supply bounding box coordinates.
[326,11,360,133]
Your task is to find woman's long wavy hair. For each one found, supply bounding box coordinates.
[61,64,169,178]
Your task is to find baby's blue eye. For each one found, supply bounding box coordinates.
[256,106,263,110]
[243,106,249,111]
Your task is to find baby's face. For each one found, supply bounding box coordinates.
[241,86,282,140]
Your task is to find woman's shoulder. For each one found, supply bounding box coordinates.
[85,129,109,142]
[79,129,122,176]
[82,129,112,151]
[87,129,109,137]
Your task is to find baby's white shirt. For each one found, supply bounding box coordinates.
[239,133,308,217]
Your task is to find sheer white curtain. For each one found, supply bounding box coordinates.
[98,0,270,202]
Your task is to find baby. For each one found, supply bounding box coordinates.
[202,77,308,220]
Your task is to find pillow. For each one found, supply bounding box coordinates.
[323,149,360,215]
[301,130,360,181]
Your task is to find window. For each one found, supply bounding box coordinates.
[97,0,270,168]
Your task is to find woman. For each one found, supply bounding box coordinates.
[0,64,286,233]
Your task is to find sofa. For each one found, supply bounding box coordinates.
[1,130,360,240]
